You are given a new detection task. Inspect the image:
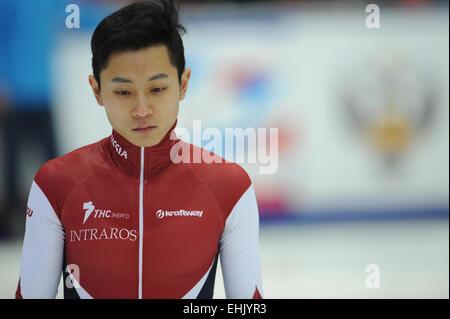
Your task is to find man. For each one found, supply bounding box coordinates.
[16,0,263,299]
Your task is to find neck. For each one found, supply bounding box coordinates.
[106,120,179,179]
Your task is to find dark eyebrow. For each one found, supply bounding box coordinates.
[148,73,169,81]
[111,77,133,83]
[111,73,169,84]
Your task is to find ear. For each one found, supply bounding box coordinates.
[89,74,104,106]
[179,68,191,101]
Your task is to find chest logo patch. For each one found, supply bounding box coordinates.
[156,209,203,219]
[82,201,130,224]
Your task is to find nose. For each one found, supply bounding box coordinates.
[132,94,153,118]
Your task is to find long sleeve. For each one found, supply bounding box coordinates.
[219,184,263,299]
[16,180,65,299]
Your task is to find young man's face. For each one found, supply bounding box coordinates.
[89,45,190,147]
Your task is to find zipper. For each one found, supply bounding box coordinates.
[138,147,144,299]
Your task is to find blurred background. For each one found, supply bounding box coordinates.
[0,0,448,298]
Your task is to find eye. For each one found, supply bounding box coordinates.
[151,87,166,93]
[114,90,131,96]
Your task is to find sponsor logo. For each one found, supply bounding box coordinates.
[156,209,204,219]
[110,135,128,159]
[26,206,34,218]
[70,227,137,242]
[82,201,130,225]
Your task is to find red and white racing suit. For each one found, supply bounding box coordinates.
[15,120,263,299]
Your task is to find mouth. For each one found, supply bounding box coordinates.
[133,125,157,133]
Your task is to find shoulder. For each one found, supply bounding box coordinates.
[176,140,251,187]
[33,138,108,217]
[36,138,107,182]
[176,141,253,218]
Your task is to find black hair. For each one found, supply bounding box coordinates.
[91,0,186,90]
